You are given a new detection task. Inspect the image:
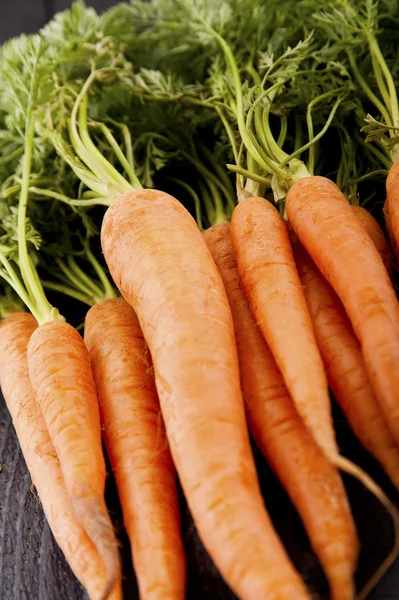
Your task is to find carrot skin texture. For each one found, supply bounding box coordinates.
[286,176,399,446]
[205,223,358,600]
[0,314,122,600]
[101,189,310,600]
[386,161,399,259]
[27,320,120,599]
[351,205,392,278]
[294,242,399,490]
[230,196,337,459]
[85,298,186,600]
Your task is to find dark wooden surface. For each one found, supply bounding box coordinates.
[1,1,399,598]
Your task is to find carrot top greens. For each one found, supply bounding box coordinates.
[0,0,398,314]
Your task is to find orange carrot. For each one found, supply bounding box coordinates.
[351,205,393,278]
[101,189,311,600]
[230,195,337,459]
[386,161,399,258]
[84,298,186,600]
[27,320,120,600]
[286,176,399,448]
[0,313,121,600]
[294,241,399,489]
[204,223,359,600]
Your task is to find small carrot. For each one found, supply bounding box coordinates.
[0,313,121,600]
[351,205,393,278]
[27,320,120,599]
[85,298,186,600]
[293,240,399,490]
[204,222,359,600]
[230,195,337,459]
[286,176,399,448]
[101,189,311,600]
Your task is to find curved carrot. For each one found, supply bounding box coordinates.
[0,313,121,600]
[27,320,120,600]
[351,205,393,278]
[101,189,311,600]
[204,223,359,600]
[230,196,337,459]
[386,161,399,258]
[294,241,399,489]
[85,298,186,600]
[286,176,399,447]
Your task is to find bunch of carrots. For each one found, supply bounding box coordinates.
[2,0,399,599]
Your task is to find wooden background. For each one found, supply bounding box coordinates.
[0,1,398,598]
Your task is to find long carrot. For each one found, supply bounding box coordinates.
[0,313,121,600]
[204,222,358,600]
[286,176,399,448]
[27,320,120,600]
[230,192,399,598]
[101,189,310,600]
[351,205,393,278]
[293,240,399,490]
[84,298,186,600]
[230,195,336,459]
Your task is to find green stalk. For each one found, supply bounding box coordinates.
[42,281,94,306]
[56,258,101,302]
[347,51,392,127]
[85,247,116,300]
[216,106,241,168]
[349,170,388,184]
[277,116,288,148]
[99,124,141,187]
[67,256,104,298]
[198,180,215,227]
[280,94,344,168]
[206,24,283,175]
[261,105,287,163]
[17,57,57,322]
[369,37,399,129]
[370,53,392,121]
[0,251,36,314]
[226,164,271,186]
[77,96,135,192]
[28,186,112,207]
[169,178,204,230]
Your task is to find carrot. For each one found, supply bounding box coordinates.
[0,313,121,600]
[351,205,393,278]
[84,298,186,600]
[231,192,399,598]
[286,176,399,448]
[27,320,120,600]
[101,189,311,600]
[386,161,399,259]
[293,240,399,490]
[230,195,337,459]
[204,222,359,600]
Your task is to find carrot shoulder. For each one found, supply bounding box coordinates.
[0,313,121,600]
[205,222,358,600]
[27,320,120,599]
[286,176,399,447]
[230,196,337,460]
[101,189,310,600]
[294,241,399,490]
[84,298,186,600]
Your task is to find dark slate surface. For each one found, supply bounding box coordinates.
[1,0,399,598]
[2,388,399,599]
